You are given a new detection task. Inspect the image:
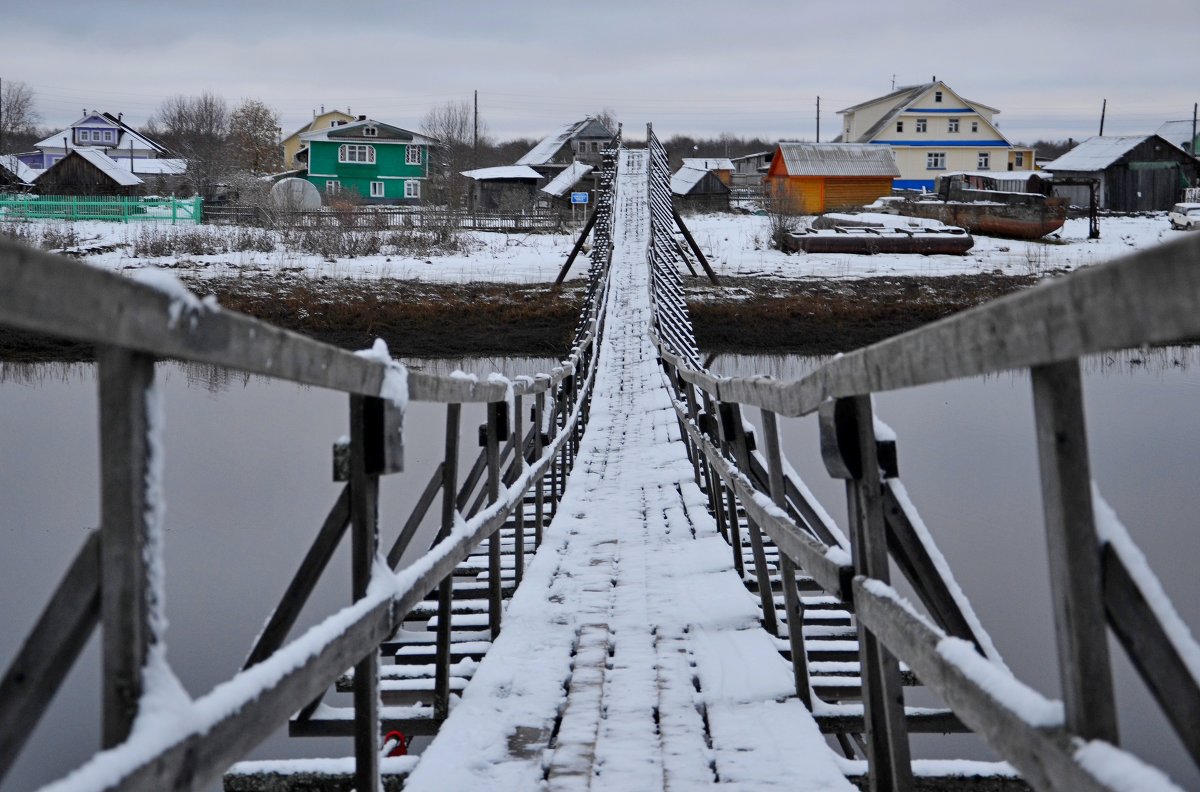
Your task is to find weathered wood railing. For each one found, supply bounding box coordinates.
[0,234,606,791]
[648,232,1200,791]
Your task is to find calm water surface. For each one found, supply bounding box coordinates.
[2,350,1198,789]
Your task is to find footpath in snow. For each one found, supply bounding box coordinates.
[401,150,854,791]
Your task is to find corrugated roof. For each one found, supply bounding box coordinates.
[1156,120,1198,153]
[775,143,900,177]
[35,111,166,155]
[681,157,734,171]
[460,165,542,181]
[541,162,593,197]
[119,158,187,176]
[0,154,38,184]
[516,120,589,166]
[299,119,435,146]
[1043,136,1148,172]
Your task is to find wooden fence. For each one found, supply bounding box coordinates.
[203,204,563,233]
[0,233,609,791]
[647,230,1200,790]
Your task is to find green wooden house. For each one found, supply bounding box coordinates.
[299,117,438,203]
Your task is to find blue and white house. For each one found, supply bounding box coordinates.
[18,111,177,172]
[836,81,1034,191]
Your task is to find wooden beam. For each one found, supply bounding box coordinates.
[97,346,156,748]
[0,532,100,783]
[243,486,352,670]
[386,465,442,570]
[1102,543,1200,769]
[1030,361,1117,742]
[486,402,503,640]
[349,395,381,792]
[672,205,720,284]
[554,209,598,286]
[436,404,461,721]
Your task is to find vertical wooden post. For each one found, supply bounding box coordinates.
[841,396,912,792]
[486,402,503,640]
[349,394,381,792]
[534,392,546,549]
[97,347,156,749]
[760,409,811,706]
[513,394,525,584]
[724,403,779,636]
[435,404,460,721]
[1030,360,1118,741]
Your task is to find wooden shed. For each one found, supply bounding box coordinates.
[671,166,731,212]
[763,142,899,214]
[1044,135,1200,212]
[33,149,143,196]
[460,165,543,211]
[0,155,37,193]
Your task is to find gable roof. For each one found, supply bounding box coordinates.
[681,157,734,171]
[1156,120,1199,154]
[772,142,900,177]
[460,165,542,181]
[299,119,437,145]
[34,111,167,155]
[35,149,143,186]
[0,154,38,185]
[541,162,594,197]
[1043,135,1150,171]
[283,110,356,145]
[516,117,614,166]
[841,81,1007,145]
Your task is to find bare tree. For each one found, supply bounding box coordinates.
[228,98,280,175]
[593,107,619,136]
[147,92,231,198]
[421,99,492,207]
[0,80,41,153]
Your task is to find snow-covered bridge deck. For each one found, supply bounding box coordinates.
[399,150,855,790]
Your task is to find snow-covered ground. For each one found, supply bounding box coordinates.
[1,211,1181,285]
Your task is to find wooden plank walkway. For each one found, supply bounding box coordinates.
[398,150,857,791]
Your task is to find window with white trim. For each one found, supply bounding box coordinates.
[896,121,904,133]
[405,145,422,165]
[364,125,377,137]
[948,118,960,133]
[78,130,90,142]
[103,130,115,143]
[915,118,927,133]
[326,180,340,194]
[1014,152,1025,167]
[926,152,946,170]
[370,181,385,197]
[338,144,375,163]
[977,152,991,170]
[404,180,420,199]
[971,121,979,133]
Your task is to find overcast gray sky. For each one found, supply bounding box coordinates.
[5,0,1198,145]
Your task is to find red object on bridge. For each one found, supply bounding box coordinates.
[383,730,409,757]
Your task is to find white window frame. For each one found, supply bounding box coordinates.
[405,145,422,165]
[971,121,979,133]
[915,118,928,133]
[338,144,375,164]
[977,152,991,170]
[326,180,341,194]
[926,152,946,170]
[896,121,904,133]
[364,125,378,137]
[404,180,420,199]
[370,181,385,198]
[104,130,115,143]
[948,118,960,133]
[78,130,91,143]
[1014,152,1025,167]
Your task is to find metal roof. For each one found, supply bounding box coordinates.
[774,143,900,177]
[541,162,593,197]
[36,149,143,186]
[516,118,613,166]
[299,119,435,146]
[0,155,38,184]
[1156,120,1198,153]
[681,157,734,171]
[1043,136,1148,172]
[460,165,542,181]
[671,166,714,195]
[35,111,166,155]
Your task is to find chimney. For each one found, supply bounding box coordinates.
[358,114,366,122]
[118,112,123,123]
[320,104,325,114]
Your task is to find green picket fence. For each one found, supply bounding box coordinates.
[0,195,203,224]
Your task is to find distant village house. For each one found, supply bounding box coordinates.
[762,142,899,214]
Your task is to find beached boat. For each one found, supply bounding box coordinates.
[781,224,974,255]
[870,175,1068,240]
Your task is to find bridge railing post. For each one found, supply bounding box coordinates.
[486,401,504,640]
[760,408,812,708]
[534,391,546,549]
[1030,360,1118,741]
[97,346,157,748]
[513,393,525,585]
[700,391,734,550]
[723,402,779,637]
[435,403,461,721]
[821,396,913,792]
[349,394,382,792]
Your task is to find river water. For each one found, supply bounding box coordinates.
[1,351,1197,789]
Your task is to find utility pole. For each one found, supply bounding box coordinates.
[1191,102,1197,159]
[816,96,820,143]
[1099,99,1107,136]
[0,76,5,154]
[473,90,479,171]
